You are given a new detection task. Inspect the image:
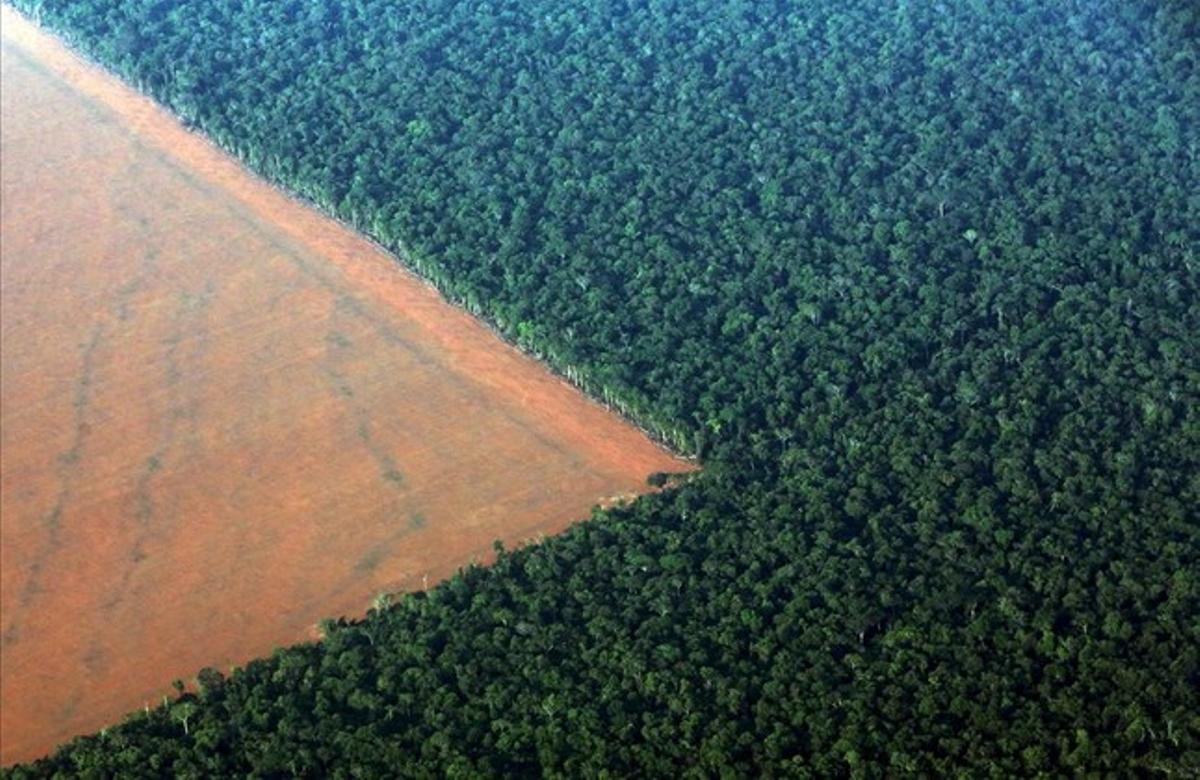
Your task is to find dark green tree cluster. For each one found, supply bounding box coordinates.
[6,0,1198,775]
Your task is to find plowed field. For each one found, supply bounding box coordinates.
[0,9,690,765]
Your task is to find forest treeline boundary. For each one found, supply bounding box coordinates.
[5,0,1198,775]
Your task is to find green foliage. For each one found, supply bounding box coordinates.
[6,0,1198,775]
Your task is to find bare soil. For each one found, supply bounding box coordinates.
[0,8,691,765]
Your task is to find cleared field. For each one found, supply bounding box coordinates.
[0,10,691,766]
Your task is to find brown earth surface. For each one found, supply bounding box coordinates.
[0,8,691,765]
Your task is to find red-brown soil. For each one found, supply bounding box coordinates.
[0,8,692,765]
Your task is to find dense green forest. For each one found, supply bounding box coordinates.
[6,0,1199,775]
